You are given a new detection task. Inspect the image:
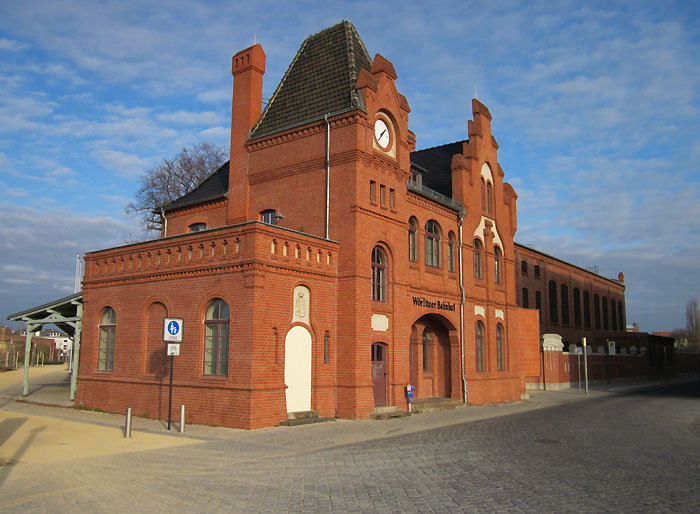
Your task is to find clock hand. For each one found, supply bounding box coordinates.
[379,129,387,139]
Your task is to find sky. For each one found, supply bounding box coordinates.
[1,0,699,332]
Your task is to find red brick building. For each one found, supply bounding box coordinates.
[514,244,627,351]
[76,21,599,429]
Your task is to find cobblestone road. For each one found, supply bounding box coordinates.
[2,381,699,513]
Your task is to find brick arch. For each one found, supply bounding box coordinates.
[409,313,457,399]
[144,301,169,377]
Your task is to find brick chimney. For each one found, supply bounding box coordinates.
[227,44,265,224]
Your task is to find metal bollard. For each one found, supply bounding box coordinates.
[179,404,185,433]
[125,407,132,438]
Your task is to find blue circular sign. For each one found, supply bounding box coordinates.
[167,320,180,335]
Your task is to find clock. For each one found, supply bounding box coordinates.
[374,118,391,150]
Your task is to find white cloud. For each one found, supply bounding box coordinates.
[92,148,152,177]
[5,188,28,198]
[199,126,229,139]
[0,201,139,317]
[196,88,231,104]
[46,166,78,178]
[0,38,28,51]
[156,110,224,125]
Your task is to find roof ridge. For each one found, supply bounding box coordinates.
[413,140,467,153]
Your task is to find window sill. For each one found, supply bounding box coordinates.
[201,374,229,381]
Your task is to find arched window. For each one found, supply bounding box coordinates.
[98,307,116,371]
[408,217,418,262]
[618,301,624,332]
[475,321,485,372]
[561,284,569,325]
[494,246,502,284]
[534,265,541,278]
[425,220,441,267]
[535,291,542,320]
[549,280,558,323]
[487,181,493,213]
[372,246,387,302]
[521,260,528,275]
[146,302,168,375]
[204,299,230,376]
[260,209,277,225]
[602,296,609,330]
[496,323,505,371]
[611,299,618,331]
[522,288,529,309]
[573,288,581,328]
[583,291,591,328]
[422,329,431,371]
[189,222,207,233]
[473,239,483,279]
[594,294,601,330]
[481,178,486,210]
[447,231,456,272]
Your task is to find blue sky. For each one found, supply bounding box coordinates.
[1,0,699,332]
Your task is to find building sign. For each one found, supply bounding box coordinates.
[167,343,180,356]
[412,296,456,312]
[163,318,184,342]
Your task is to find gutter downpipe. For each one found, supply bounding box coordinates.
[458,209,468,403]
[324,113,330,240]
[160,207,168,238]
[324,113,337,417]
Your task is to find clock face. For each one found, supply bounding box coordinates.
[374,118,390,150]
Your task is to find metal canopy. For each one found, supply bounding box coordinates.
[7,292,83,401]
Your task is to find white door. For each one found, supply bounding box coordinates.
[284,326,312,412]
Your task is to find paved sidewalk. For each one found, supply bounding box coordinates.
[0,366,693,467]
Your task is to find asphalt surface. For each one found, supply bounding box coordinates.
[1,368,699,513]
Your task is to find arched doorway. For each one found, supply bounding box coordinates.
[410,314,453,398]
[284,326,312,412]
[371,342,388,407]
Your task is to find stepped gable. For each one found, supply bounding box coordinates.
[250,20,372,139]
[410,140,466,198]
[163,161,230,212]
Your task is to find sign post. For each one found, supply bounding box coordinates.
[163,318,183,431]
[582,337,589,395]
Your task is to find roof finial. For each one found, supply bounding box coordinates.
[253,34,257,45]
[474,82,478,100]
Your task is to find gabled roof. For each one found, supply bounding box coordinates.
[410,141,466,198]
[250,20,372,139]
[163,161,229,212]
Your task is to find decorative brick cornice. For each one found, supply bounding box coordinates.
[247,112,364,151]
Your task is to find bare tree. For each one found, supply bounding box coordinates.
[126,143,227,235]
[686,298,700,348]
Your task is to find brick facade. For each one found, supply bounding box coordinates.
[77,22,624,429]
[514,244,627,349]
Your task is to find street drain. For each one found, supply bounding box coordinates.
[535,439,562,444]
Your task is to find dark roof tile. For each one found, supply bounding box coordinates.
[410,141,466,198]
[250,20,372,138]
[163,161,229,212]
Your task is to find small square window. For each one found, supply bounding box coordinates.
[370,180,376,202]
[390,188,395,208]
[380,185,386,205]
